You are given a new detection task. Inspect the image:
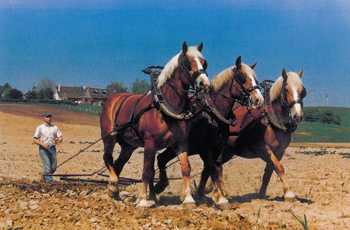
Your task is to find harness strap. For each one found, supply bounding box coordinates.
[113,94,153,141]
[114,95,134,126]
[200,92,237,126]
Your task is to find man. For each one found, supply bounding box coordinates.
[33,113,63,182]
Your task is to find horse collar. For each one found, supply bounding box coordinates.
[150,69,194,120]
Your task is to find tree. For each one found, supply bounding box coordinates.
[37,77,56,91]
[106,81,128,93]
[24,89,37,99]
[38,88,54,99]
[9,89,23,99]
[24,83,38,99]
[131,78,150,94]
[0,83,11,99]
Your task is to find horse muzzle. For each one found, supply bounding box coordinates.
[250,90,264,110]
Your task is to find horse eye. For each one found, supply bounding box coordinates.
[285,89,289,93]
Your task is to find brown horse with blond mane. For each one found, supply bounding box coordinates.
[100,42,210,209]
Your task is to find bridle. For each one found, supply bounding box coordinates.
[179,54,208,92]
[230,67,260,105]
[279,78,307,131]
[281,79,306,110]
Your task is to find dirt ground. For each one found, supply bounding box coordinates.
[1,104,350,229]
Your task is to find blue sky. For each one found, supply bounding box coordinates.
[1,0,350,107]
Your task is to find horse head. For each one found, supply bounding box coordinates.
[157,41,210,93]
[179,41,210,92]
[280,68,306,125]
[231,56,264,109]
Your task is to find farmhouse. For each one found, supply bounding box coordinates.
[54,85,117,106]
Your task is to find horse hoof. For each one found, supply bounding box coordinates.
[107,184,119,199]
[136,200,150,210]
[284,192,296,202]
[284,196,297,202]
[218,201,230,210]
[183,202,196,211]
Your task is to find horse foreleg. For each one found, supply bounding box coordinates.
[199,150,229,209]
[258,163,273,199]
[176,146,196,209]
[261,147,296,202]
[154,147,177,194]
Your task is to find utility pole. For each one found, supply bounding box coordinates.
[326,90,328,107]
[311,91,314,107]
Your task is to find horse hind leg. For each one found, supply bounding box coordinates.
[102,134,119,198]
[137,141,156,209]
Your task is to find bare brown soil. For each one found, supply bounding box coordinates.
[1,104,350,229]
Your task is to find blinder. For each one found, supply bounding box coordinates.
[180,54,208,89]
[183,57,192,71]
[301,86,307,98]
[282,80,307,109]
[236,72,246,85]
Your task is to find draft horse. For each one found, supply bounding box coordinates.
[202,68,307,202]
[154,56,264,208]
[100,42,210,208]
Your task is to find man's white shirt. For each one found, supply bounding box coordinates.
[34,123,62,146]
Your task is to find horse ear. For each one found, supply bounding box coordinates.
[249,62,257,70]
[198,42,203,52]
[182,41,188,55]
[282,68,288,80]
[298,69,304,78]
[236,56,242,69]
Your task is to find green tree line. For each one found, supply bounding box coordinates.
[0,77,150,100]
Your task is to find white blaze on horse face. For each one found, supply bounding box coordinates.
[248,74,264,108]
[291,85,303,123]
[194,57,210,89]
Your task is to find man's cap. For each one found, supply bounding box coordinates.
[43,113,52,117]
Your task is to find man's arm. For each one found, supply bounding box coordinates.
[55,136,63,145]
[33,137,49,148]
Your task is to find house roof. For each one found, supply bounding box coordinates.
[61,92,84,100]
[84,87,116,99]
[55,85,116,100]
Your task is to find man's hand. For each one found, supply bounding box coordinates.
[55,137,63,145]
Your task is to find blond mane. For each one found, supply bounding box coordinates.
[157,46,204,88]
[212,64,256,91]
[270,72,303,102]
